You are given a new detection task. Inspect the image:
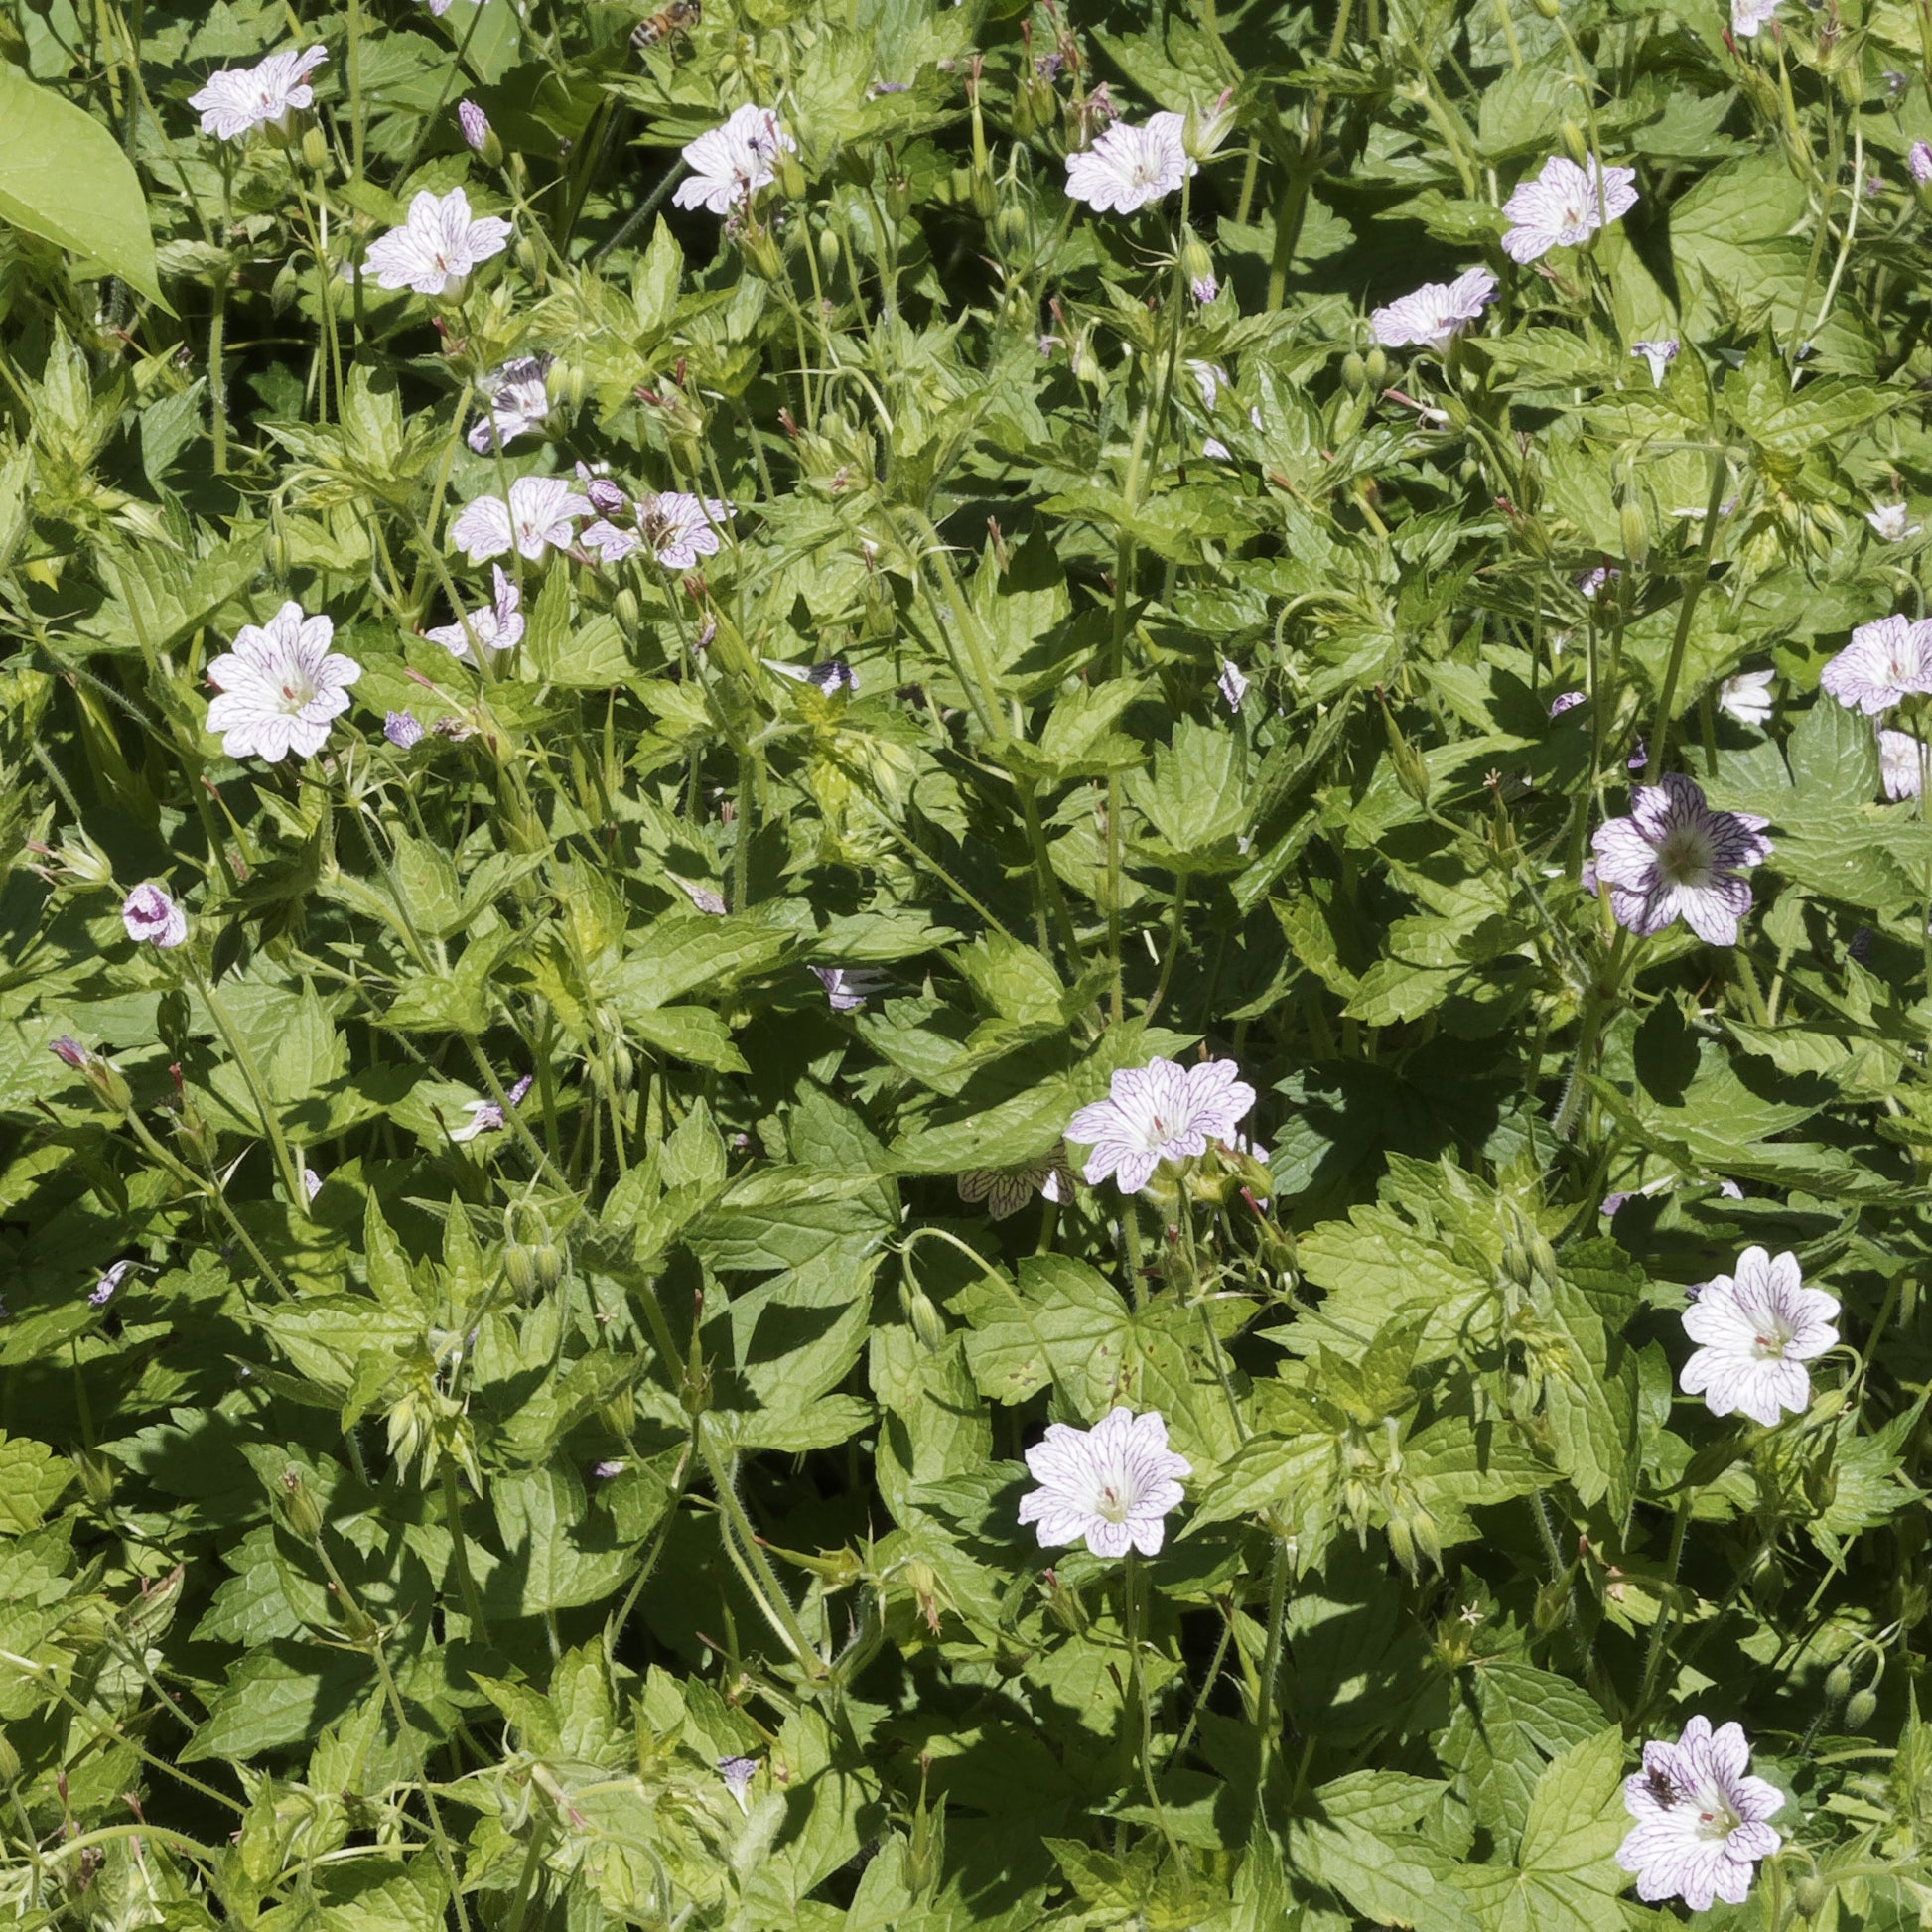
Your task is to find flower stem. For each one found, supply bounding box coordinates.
[1639,447,1732,780]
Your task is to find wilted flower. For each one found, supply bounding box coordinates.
[1591,773,1772,945]
[1681,1246,1838,1427]
[1819,613,1932,715]
[957,1146,1076,1220]
[810,965,889,1012]
[457,99,491,154]
[1880,728,1926,800]
[427,565,525,659]
[672,104,794,216]
[450,478,591,564]
[717,1757,759,1812]
[1913,141,1932,186]
[1064,113,1195,214]
[1866,500,1922,542]
[188,45,328,143]
[468,356,553,452]
[1218,660,1249,712]
[1067,1055,1257,1195]
[1500,155,1639,263]
[363,187,512,299]
[1018,1407,1191,1559]
[384,710,425,748]
[89,1260,133,1309]
[122,884,187,949]
[1731,0,1780,35]
[448,1074,533,1144]
[1368,268,1497,351]
[206,602,361,763]
[1549,690,1586,719]
[1630,338,1678,385]
[1717,669,1774,728]
[1618,1718,1782,1910]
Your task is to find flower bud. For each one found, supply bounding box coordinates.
[0,1730,19,1788]
[777,152,807,201]
[741,223,784,281]
[50,1036,130,1116]
[278,1467,323,1543]
[1824,1659,1855,1700]
[1378,692,1432,806]
[1073,334,1102,386]
[1341,351,1367,394]
[1619,497,1650,569]
[1792,1876,1832,1919]
[1180,229,1216,298]
[301,125,330,174]
[994,203,1031,254]
[1364,346,1388,388]
[531,1242,564,1291]
[903,1285,947,1352]
[75,1449,114,1510]
[1845,1687,1878,1728]
[884,172,911,223]
[504,1244,539,1300]
[459,99,503,166]
[1559,120,1589,168]
[817,223,842,277]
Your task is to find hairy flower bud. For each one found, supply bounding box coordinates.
[278,1467,323,1542]
[1845,1687,1878,1728]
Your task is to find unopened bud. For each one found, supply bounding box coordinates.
[1378,692,1431,806]
[741,223,784,281]
[1073,334,1102,386]
[505,1244,539,1300]
[1792,1876,1831,1919]
[0,1731,19,1787]
[1364,346,1388,388]
[531,1242,564,1291]
[1619,498,1650,569]
[884,172,911,223]
[1180,230,1216,298]
[301,125,330,173]
[278,1467,323,1543]
[777,153,807,201]
[901,1284,946,1353]
[994,203,1031,253]
[1845,1687,1878,1728]
[50,1036,130,1116]
[817,224,842,277]
[75,1449,114,1509]
[458,99,502,166]
[1559,120,1589,168]
[1824,1660,1855,1700]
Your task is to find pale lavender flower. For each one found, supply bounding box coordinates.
[672,105,794,216]
[811,966,888,1012]
[718,1757,759,1812]
[1578,565,1620,601]
[1631,339,1678,385]
[206,602,360,763]
[50,1036,92,1071]
[1681,1246,1838,1427]
[1866,501,1922,542]
[450,478,590,564]
[1064,113,1194,214]
[1913,141,1932,186]
[1880,728,1926,800]
[302,1168,324,1201]
[584,490,732,570]
[1501,155,1639,263]
[384,709,425,748]
[1368,267,1497,351]
[1626,735,1648,772]
[89,1260,133,1309]
[448,1073,533,1144]
[592,1459,627,1479]
[1190,273,1218,304]
[1717,669,1774,728]
[1549,690,1586,719]
[1618,1718,1782,1911]
[1018,1407,1191,1559]
[188,45,328,143]
[1202,437,1233,462]
[457,99,491,154]
[1067,1056,1256,1195]
[1819,614,1932,715]
[957,1146,1076,1220]
[1188,360,1228,409]
[421,0,483,13]
[122,884,188,949]
[1731,0,1780,35]
[468,356,554,453]
[363,187,512,299]
[1218,660,1249,712]
[427,565,525,659]
[1591,773,1771,945]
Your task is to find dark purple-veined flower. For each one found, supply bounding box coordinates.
[89,1260,133,1309]
[457,99,491,154]
[448,1073,533,1144]
[1549,690,1586,719]
[427,565,524,660]
[810,966,889,1012]
[206,602,360,763]
[1630,339,1678,385]
[188,45,328,143]
[673,105,794,216]
[1912,141,1932,186]
[1880,728,1927,800]
[384,710,425,749]
[957,1145,1076,1220]
[122,883,188,949]
[363,186,511,300]
[468,356,553,453]
[1618,1717,1782,1909]
[1368,268,1497,352]
[1501,155,1638,263]
[717,1756,759,1812]
[1590,774,1771,945]
[1063,113,1194,214]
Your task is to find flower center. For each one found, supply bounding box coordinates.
[1655,824,1714,887]
[276,675,319,716]
[1750,1316,1794,1360]
[1093,1481,1132,1524]
[1695,1802,1741,1842]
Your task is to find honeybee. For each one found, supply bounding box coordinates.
[631,0,699,53]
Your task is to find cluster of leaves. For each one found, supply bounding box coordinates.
[6,0,1932,1924]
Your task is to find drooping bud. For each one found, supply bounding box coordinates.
[1845,1687,1878,1728]
[1341,351,1367,394]
[458,99,502,166]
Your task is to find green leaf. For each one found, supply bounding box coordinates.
[0,1433,74,1534]
[1287,1772,1481,1932]
[1459,1728,1628,1932]
[0,66,164,307]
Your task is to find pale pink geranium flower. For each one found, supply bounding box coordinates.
[427,565,524,660]
[1819,614,1932,715]
[1591,773,1771,945]
[449,478,591,564]
[122,884,187,949]
[363,187,511,300]
[672,105,795,216]
[1618,1718,1782,1910]
[957,1145,1076,1220]
[1501,155,1639,263]
[1018,1407,1191,1558]
[1731,0,1781,35]
[1064,113,1195,214]
[1682,1247,1838,1427]
[468,356,553,453]
[1368,268,1496,351]
[206,603,361,763]
[1880,729,1927,800]
[1067,1055,1256,1195]
[188,46,327,143]
[1866,500,1922,542]
[1717,668,1774,728]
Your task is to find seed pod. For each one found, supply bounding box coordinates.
[301,125,330,174]
[777,153,807,201]
[994,203,1031,253]
[1792,1876,1831,1919]
[817,224,842,277]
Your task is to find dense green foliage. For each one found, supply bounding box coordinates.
[4,0,1932,1923]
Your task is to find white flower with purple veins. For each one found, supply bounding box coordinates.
[363,187,512,299]
[717,1757,759,1814]
[384,709,424,749]
[1913,141,1932,186]
[122,884,188,949]
[957,1146,1076,1220]
[1631,338,1679,385]
[585,491,732,570]
[448,1074,533,1144]
[450,478,591,564]
[1067,1055,1257,1195]
[1618,1717,1782,1911]
[1681,1246,1838,1427]
[188,45,328,143]
[468,356,553,453]
[1717,669,1774,729]
[458,99,491,154]
[1591,773,1772,946]
[1549,690,1586,719]
[427,565,525,660]
[811,965,889,1012]
[89,1260,133,1309]
[1819,614,1932,715]
[206,602,361,763]
[1880,729,1927,800]
[1018,1407,1191,1559]
[1866,500,1922,542]
[1064,113,1195,214]
[1578,565,1620,601]
[1500,155,1639,263]
[672,104,795,216]
[1731,0,1781,36]
[1218,660,1249,712]
[1368,267,1497,351]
